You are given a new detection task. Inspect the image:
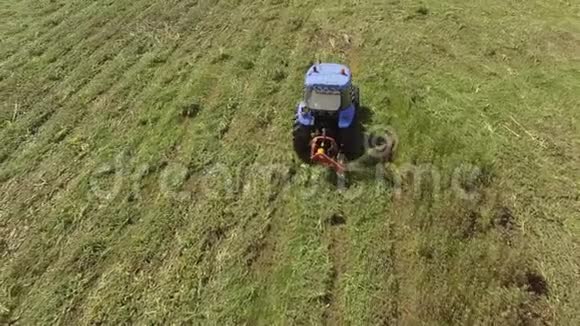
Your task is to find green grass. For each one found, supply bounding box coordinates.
[1,0,579,324]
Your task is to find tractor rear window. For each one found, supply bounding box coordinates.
[306,89,341,111]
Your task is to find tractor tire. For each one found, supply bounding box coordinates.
[293,121,312,163]
[339,112,364,160]
[353,85,360,109]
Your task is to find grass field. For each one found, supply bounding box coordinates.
[1,0,579,324]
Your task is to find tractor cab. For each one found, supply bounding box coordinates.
[297,63,358,129]
[304,63,352,111]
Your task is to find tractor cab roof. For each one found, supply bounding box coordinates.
[305,63,351,91]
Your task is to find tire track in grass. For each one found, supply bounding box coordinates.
[371,219,401,325]
[242,149,297,274]
[226,66,284,277]
[322,213,348,326]
[239,147,294,279]
[245,187,288,273]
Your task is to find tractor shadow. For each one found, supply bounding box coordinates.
[325,105,398,186]
[350,105,397,163]
[349,105,374,161]
[358,105,375,126]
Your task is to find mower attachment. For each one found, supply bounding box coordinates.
[309,135,346,174]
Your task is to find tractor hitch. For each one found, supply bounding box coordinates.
[309,135,346,174]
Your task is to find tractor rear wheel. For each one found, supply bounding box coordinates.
[293,121,312,163]
[353,85,360,109]
[339,112,363,160]
[339,85,363,160]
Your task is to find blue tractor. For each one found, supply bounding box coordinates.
[293,63,361,174]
